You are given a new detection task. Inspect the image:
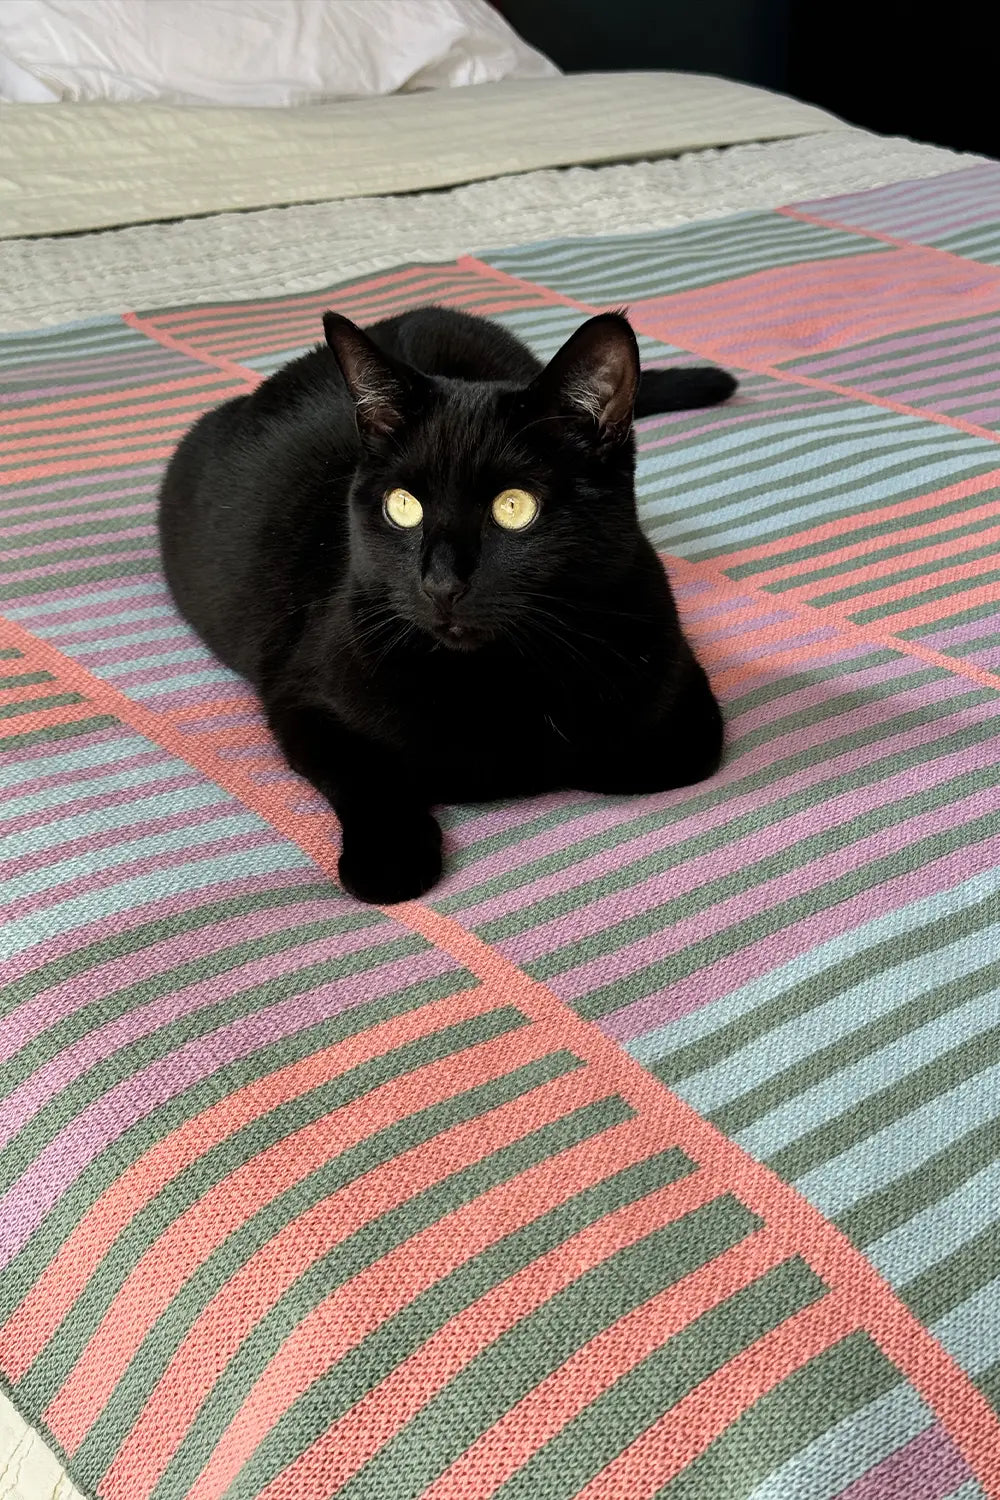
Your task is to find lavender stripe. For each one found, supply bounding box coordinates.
[0,923,403,1146]
[0,868,318,987]
[442,671,974,905]
[494,729,999,968]
[0,946,455,1270]
[0,896,364,1066]
[600,831,1000,1041]
[835,1423,970,1500]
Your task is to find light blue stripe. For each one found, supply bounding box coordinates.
[492,221,833,279]
[4,581,165,619]
[869,1157,1000,1286]
[0,733,158,791]
[737,979,1000,1159]
[629,868,1000,1066]
[744,1382,931,1500]
[0,841,308,960]
[0,782,229,861]
[71,623,192,651]
[1,809,268,905]
[99,645,208,672]
[650,452,997,552]
[0,314,128,344]
[638,410,910,485]
[794,1057,1000,1217]
[678,923,1000,1114]
[127,666,241,698]
[44,605,178,637]
[932,1277,1000,1375]
[0,757,190,821]
[644,428,983,513]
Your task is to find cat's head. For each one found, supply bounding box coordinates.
[324,309,644,654]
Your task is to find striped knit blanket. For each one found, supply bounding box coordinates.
[2,163,1000,1500]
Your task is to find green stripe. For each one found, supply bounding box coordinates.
[0,692,85,721]
[656,1333,902,1499]
[541,760,999,987]
[672,456,1000,558]
[0,880,348,1017]
[0,670,54,689]
[0,910,383,1099]
[838,1114,1000,1248]
[900,597,1000,638]
[451,690,993,930]
[74,1084,629,1488]
[0,560,159,602]
[768,1016,1000,1182]
[21,1005,533,1410]
[726,489,1000,580]
[943,628,1000,659]
[655,888,1000,1088]
[902,1220,1000,1325]
[0,536,155,567]
[156,1143,694,1500]
[578,807,999,1023]
[0,932,431,1191]
[709,948,1000,1137]
[776,531,1000,604]
[0,715,117,752]
[496,1258,825,1500]
[850,566,1000,624]
[324,1195,763,1500]
[0,493,159,529]
[2,517,154,548]
[0,648,23,660]
[0,966,471,1311]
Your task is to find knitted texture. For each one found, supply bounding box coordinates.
[1,163,999,1499]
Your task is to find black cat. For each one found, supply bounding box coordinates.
[158,305,735,903]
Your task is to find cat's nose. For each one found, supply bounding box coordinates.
[422,575,468,611]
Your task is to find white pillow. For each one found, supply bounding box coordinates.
[0,0,558,106]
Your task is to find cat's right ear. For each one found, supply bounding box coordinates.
[323,312,414,440]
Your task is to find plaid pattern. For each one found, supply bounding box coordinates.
[1,163,999,1500]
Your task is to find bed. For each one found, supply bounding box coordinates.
[1,35,999,1500]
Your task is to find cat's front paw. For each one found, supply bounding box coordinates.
[338,813,443,904]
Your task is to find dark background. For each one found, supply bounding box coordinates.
[498,0,998,161]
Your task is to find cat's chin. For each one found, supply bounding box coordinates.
[424,619,489,652]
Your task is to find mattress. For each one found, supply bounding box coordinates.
[0,71,841,239]
[2,158,1000,1500]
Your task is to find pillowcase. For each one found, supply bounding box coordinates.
[0,0,558,106]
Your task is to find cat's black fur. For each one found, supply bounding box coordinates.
[158,305,735,903]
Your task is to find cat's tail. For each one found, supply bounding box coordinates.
[635,365,738,416]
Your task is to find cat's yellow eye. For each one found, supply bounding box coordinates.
[384,487,423,529]
[492,488,538,532]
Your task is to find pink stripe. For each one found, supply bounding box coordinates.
[139,682,246,712]
[0,946,455,1271]
[14,589,167,628]
[0,747,166,802]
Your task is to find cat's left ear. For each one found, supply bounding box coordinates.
[528,312,640,448]
[323,312,418,440]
